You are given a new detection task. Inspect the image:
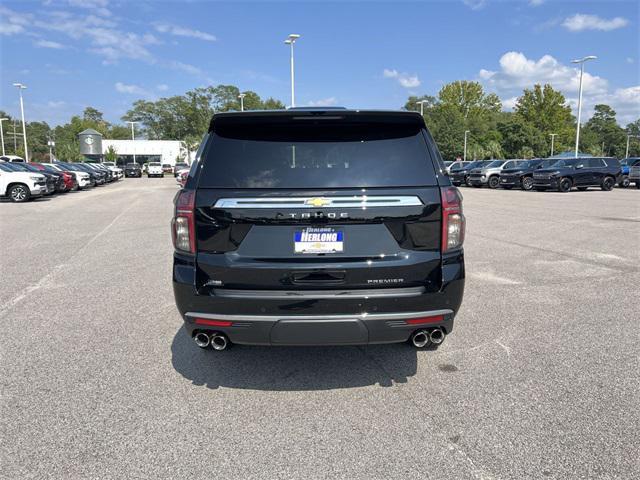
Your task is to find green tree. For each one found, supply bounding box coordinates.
[514,84,575,156]
[582,104,626,157]
[104,145,118,163]
[625,119,640,157]
[497,115,546,158]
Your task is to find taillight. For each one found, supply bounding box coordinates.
[440,186,465,253]
[172,190,196,253]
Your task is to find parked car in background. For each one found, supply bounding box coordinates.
[499,159,556,191]
[468,160,527,189]
[533,157,621,192]
[626,158,640,188]
[147,162,164,178]
[446,160,471,174]
[173,162,189,176]
[0,162,47,202]
[449,160,491,186]
[45,163,91,190]
[0,155,26,163]
[30,163,77,191]
[124,163,142,178]
[56,162,97,188]
[102,162,124,179]
[176,169,188,187]
[162,163,173,173]
[3,162,57,195]
[76,163,106,185]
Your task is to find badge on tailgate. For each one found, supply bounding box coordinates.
[294,227,344,254]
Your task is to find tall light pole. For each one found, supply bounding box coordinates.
[238,93,246,111]
[549,133,557,157]
[463,130,470,162]
[126,121,139,166]
[571,55,597,158]
[13,83,28,162]
[0,118,8,156]
[284,34,300,107]
[416,100,428,116]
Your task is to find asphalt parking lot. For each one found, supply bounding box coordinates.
[1,178,639,480]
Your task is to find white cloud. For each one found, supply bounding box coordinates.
[307,97,338,107]
[67,0,111,17]
[479,51,607,94]
[562,14,629,32]
[529,0,545,6]
[383,69,421,88]
[47,101,66,108]
[626,57,634,64]
[35,40,65,49]
[168,61,202,75]
[154,23,216,42]
[156,84,169,91]
[462,0,486,10]
[478,51,639,124]
[33,11,158,64]
[0,6,31,35]
[114,82,152,97]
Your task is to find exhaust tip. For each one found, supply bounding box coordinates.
[210,334,229,351]
[194,332,210,348]
[429,328,445,345]
[411,329,431,348]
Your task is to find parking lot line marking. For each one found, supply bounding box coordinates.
[0,198,139,318]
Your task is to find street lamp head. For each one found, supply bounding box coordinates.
[571,55,597,64]
[13,83,27,89]
[238,93,246,99]
[285,33,300,44]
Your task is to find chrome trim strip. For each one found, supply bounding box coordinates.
[213,196,423,209]
[185,309,453,323]
[211,286,425,300]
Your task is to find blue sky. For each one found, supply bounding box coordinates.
[1,0,638,127]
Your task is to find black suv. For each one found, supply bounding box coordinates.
[499,158,556,191]
[124,163,142,178]
[449,160,491,187]
[172,109,465,351]
[532,157,621,192]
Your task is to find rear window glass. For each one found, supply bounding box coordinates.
[199,122,437,188]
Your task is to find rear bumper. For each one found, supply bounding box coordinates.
[173,252,464,346]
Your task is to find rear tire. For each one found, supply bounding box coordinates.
[601,176,615,191]
[619,176,630,188]
[521,176,534,191]
[8,184,30,202]
[558,178,572,192]
[488,176,500,189]
[465,176,472,187]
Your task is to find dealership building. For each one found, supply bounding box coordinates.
[78,129,192,167]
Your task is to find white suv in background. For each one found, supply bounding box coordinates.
[147,162,164,178]
[102,162,124,179]
[0,162,47,202]
[44,163,92,189]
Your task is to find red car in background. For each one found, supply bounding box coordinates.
[30,163,77,191]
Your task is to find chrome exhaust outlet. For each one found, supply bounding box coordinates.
[210,333,229,351]
[429,328,445,345]
[194,332,210,349]
[411,329,431,348]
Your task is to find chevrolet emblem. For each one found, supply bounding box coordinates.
[305,197,331,207]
